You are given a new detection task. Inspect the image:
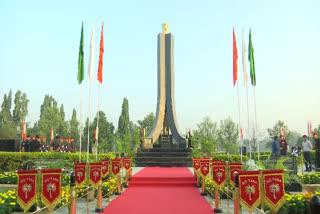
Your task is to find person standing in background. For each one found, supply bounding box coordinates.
[272,136,279,156]
[279,135,288,155]
[302,135,313,172]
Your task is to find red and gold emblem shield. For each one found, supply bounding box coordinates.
[263,170,286,212]
[41,169,62,211]
[123,158,131,171]
[111,159,121,176]
[89,163,102,189]
[100,159,109,178]
[229,163,242,186]
[17,170,37,212]
[238,171,261,213]
[212,163,226,189]
[200,159,210,177]
[74,163,87,186]
[193,158,201,171]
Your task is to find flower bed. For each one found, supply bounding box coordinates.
[204,175,320,214]
[0,176,118,213]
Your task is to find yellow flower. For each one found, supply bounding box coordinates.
[10,202,16,206]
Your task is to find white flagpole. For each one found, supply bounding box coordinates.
[237,81,242,162]
[79,83,83,162]
[87,23,95,163]
[96,84,101,161]
[253,87,259,161]
[87,86,91,163]
[242,29,251,162]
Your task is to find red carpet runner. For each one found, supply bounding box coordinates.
[101,167,214,214]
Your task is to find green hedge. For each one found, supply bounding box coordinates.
[0,152,116,172]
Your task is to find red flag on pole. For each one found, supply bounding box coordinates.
[309,121,313,136]
[233,27,238,87]
[21,120,26,139]
[97,22,104,84]
[240,127,244,139]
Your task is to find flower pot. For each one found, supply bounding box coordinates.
[302,184,320,193]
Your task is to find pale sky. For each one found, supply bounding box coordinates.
[1,0,319,138]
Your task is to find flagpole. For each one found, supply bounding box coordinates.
[246,84,251,162]
[242,29,251,163]
[96,83,101,161]
[87,85,92,163]
[253,86,259,161]
[79,83,83,162]
[237,81,243,162]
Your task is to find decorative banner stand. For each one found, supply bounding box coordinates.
[238,170,261,214]
[111,159,121,194]
[200,158,210,196]
[17,170,38,212]
[212,163,226,213]
[41,169,62,211]
[262,170,286,213]
[74,162,87,186]
[229,163,243,187]
[89,162,103,212]
[193,158,201,187]
[123,158,132,187]
[100,159,110,178]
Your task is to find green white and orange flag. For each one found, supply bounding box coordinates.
[77,22,84,84]
[233,28,238,87]
[97,22,104,84]
[248,29,256,86]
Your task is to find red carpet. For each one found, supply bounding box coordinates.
[101,167,214,214]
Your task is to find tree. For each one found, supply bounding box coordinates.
[118,97,130,140]
[13,90,29,126]
[0,90,16,139]
[68,109,80,150]
[93,111,115,153]
[137,112,155,136]
[83,111,115,153]
[267,120,288,138]
[192,116,218,157]
[217,117,239,154]
[37,95,66,140]
[0,90,13,124]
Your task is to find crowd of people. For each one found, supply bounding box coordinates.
[272,133,320,171]
[21,135,76,153]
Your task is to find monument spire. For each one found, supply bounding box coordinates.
[143,24,186,148]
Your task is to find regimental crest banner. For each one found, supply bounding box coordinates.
[17,170,37,212]
[263,170,286,212]
[123,158,131,171]
[200,160,210,177]
[229,163,242,186]
[41,169,62,211]
[239,171,261,213]
[111,159,121,176]
[193,158,201,171]
[212,163,227,189]
[89,163,102,189]
[74,163,87,186]
[100,159,109,178]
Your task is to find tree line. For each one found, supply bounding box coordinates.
[1,89,319,155]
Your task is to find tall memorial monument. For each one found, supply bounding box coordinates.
[143,23,186,148]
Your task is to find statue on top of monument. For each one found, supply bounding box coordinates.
[162,23,169,34]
